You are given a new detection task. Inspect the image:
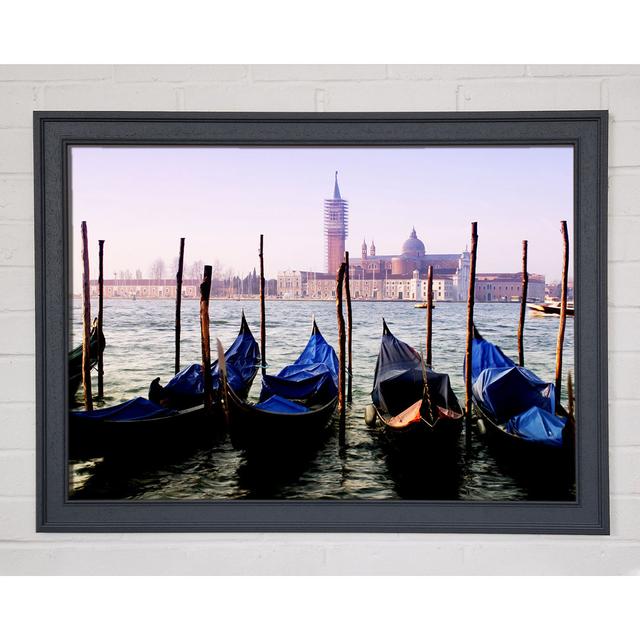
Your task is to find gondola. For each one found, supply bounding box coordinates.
[218,319,338,454]
[364,320,463,452]
[69,318,105,401]
[69,313,260,461]
[469,327,574,469]
[148,311,260,409]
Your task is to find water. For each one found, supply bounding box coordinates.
[70,299,575,501]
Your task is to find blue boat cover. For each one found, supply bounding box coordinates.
[469,334,566,446]
[371,323,460,418]
[254,394,310,414]
[505,406,565,447]
[472,365,555,424]
[164,319,260,397]
[469,333,516,382]
[259,326,338,405]
[73,397,177,421]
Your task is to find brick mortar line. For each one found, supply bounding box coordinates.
[0,539,638,547]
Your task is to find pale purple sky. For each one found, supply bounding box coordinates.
[71,146,573,290]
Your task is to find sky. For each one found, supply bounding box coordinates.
[71,146,574,290]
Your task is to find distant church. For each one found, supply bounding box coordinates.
[276,172,545,302]
[326,172,467,280]
[351,227,465,279]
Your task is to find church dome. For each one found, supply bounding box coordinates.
[402,227,425,257]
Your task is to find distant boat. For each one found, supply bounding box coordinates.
[414,302,435,309]
[527,301,574,317]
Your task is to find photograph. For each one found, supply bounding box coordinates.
[68,145,575,502]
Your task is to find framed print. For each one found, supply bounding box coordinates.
[34,111,609,533]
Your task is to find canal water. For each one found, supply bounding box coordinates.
[70,299,575,501]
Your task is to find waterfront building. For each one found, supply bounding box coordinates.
[475,273,545,302]
[89,276,278,299]
[276,268,545,302]
[278,185,547,302]
[277,220,544,302]
[90,278,201,299]
[277,270,309,299]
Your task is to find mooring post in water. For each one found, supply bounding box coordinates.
[200,265,213,412]
[97,239,105,399]
[344,251,353,404]
[81,221,93,411]
[216,338,231,427]
[336,262,347,425]
[517,239,529,367]
[464,222,478,449]
[426,264,434,368]
[259,234,266,371]
[554,220,569,413]
[174,237,185,375]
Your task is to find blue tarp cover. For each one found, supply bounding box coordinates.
[469,335,566,446]
[259,328,338,404]
[505,406,565,447]
[73,397,177,421]
[472,365,555,424]
[469,334,516,382]
[164,321,259,397]
[254,394,310,414]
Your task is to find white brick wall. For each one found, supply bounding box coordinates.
[1,64,639,575]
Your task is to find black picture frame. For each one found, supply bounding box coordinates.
[34,111,609,533]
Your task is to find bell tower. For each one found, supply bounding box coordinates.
[324,171,349,274]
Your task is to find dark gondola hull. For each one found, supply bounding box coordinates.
[225,386,337,454]
[373,408,463,455]
[473,401,575,478]
[69,404,220,461]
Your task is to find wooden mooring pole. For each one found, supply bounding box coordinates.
[97,239,105,399]
[81,221,93,411]
[517,239,528,367]
[344,251,353,404]
[174,237,185,375]
[567,370,575,420]
[259,234,266,371]
[464,222,478,449]
[426,264,433,368]
[336,262,347,424]
[200,265,213,412]
[554,220,569,413]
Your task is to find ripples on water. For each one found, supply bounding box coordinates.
[70,299,575,501]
